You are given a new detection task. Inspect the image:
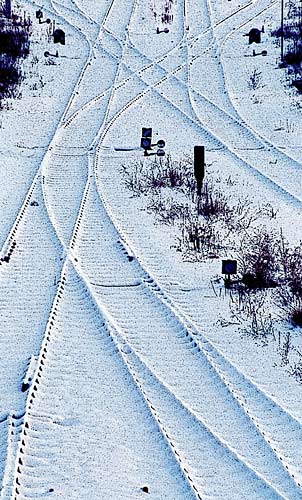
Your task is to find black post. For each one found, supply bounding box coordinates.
[281,0,284,61]
[194,146,205,196]
[225,274,231,289]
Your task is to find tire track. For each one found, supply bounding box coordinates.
[0,0,112,258]
[85,5,302,494]
[95,149,302,491]
[110,324,287,500]
[40,0,140,243]
[0,0,115,490]
[8,261,197,500]
[3,0,300,497]
[68,174,302,499]
[85,9,302,206]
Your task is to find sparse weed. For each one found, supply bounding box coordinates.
[122,153,302,379]
[181,215,224,260]
[121,154,195,197]
[290,360,302,383]
[146,195,190,226]
[248,68,263,91]
[197,180,230,219]
[229,288,276,344]
[236,227,280,287]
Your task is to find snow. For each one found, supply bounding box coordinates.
[0,0,302,498]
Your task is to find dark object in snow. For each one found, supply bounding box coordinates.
[44,50,59,58]
[36,10,50,25]
[194,146,205,196]
[291,308,302,327]
[157,139,165,149]
[53,28,65,45]
[49,488,54,493]
[222,259,237,288]
[21,382,30,392]
[248,28,261,44]
[141,127,152,151]
[141,129,166,157]
[242,273,278,289]
[141,486,149,493]
[253,49,267,57]
[30,200,39,206]
[222,259,237,276]
[292,80,302,93]
[242,273,263,288]
[156,27,169,34]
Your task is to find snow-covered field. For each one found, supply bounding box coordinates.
[0,0,302,498]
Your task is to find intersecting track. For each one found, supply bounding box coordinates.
[1,0,302,498]
[0,0,121,496]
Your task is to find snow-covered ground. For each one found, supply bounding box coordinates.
[0,0,302,498]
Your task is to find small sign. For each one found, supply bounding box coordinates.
[156,149,165,157]
[157,139,165,149]
[222,259,237,275]
[142,127,152,138]
[141,127,152,150]
[36,9,43,19]
[141,138,151,149]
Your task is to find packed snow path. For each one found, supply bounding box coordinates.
[1,0,302,499]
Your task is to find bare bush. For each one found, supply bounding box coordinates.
[146,195,190,226]
[290,360,302,383]
[277,286,302,327]
[121,161,149,196]
[121,154,195,197]
[236,227,280,287]
[272,1,302,83]
[282,242,302,295]
[181,216,224,260]
[197,180,231,219]
[278,332,291,366]
[248,68,263,91]
[150,155,191,189]
[273,235,302,326]
[225,197,267,234]
[229,288,276,344]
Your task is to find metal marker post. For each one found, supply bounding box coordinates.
[194,146,205,197]
[281,0,284,61]
[222,260,237,289]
